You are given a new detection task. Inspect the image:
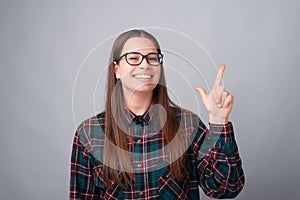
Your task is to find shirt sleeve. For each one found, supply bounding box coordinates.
[69,131,101,199]
[194,121,245,198]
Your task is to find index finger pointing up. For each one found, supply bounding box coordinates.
[214,64,226,87]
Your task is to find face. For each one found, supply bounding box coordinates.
[114,37,161,97]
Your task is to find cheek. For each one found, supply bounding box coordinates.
[156,68,162,80]
[119,66,134,77]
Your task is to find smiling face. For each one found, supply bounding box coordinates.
[114,37,161,98]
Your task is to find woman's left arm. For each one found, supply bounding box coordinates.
[194,121,245,198]
[194,64,245,198]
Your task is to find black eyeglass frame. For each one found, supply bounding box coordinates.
[114,52,164,66]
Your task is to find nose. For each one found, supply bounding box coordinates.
[138,57,150,69]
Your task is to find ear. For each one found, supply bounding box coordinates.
[114,64,121,79]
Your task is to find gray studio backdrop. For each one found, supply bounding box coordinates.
[1,0,299,199]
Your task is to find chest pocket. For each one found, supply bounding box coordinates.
[158,172,190,200]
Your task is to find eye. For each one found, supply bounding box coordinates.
[148,54,159,61]
[127,53,140,61]
[128,56,139,60]
[148,57,158,61]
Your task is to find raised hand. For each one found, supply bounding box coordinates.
[194,64,234,124]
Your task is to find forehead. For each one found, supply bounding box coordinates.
[122,37,157,53]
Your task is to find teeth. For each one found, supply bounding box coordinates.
[134,74,152,79]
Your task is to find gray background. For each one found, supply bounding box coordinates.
[1,0,299,199]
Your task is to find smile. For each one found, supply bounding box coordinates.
[133,74,153,79]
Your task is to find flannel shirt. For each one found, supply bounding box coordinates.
[70,106,245,199]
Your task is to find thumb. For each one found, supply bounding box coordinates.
[194,87,207,99]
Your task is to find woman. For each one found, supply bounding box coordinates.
[70,29,245,199]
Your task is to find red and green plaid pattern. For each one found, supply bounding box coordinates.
[70,107,245,199]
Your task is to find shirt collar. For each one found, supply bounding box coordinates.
[121,105,166,138]
[124,106,152,126]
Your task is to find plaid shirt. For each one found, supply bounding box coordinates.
[70,106,245,199]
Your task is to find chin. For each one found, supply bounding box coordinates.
[135,83,157,93]
[125,83,158,94]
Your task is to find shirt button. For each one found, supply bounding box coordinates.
[136,163,142,168]
[136,139,141,143]
[139,191,143,195]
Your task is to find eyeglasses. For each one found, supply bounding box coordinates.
[114,52,163,66]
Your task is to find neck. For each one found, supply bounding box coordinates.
[123,91,153,115]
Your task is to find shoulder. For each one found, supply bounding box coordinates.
[74,111,106,146]
[76,111,105,131]
[170,106,206,134]
[171,106,201,122]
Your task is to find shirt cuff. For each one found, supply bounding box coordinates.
[209,122,235,144]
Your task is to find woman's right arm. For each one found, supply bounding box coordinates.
[69,132,101,199]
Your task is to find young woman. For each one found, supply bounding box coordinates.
[70,29,245,199]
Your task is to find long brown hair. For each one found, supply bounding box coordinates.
[103,29,187,187]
